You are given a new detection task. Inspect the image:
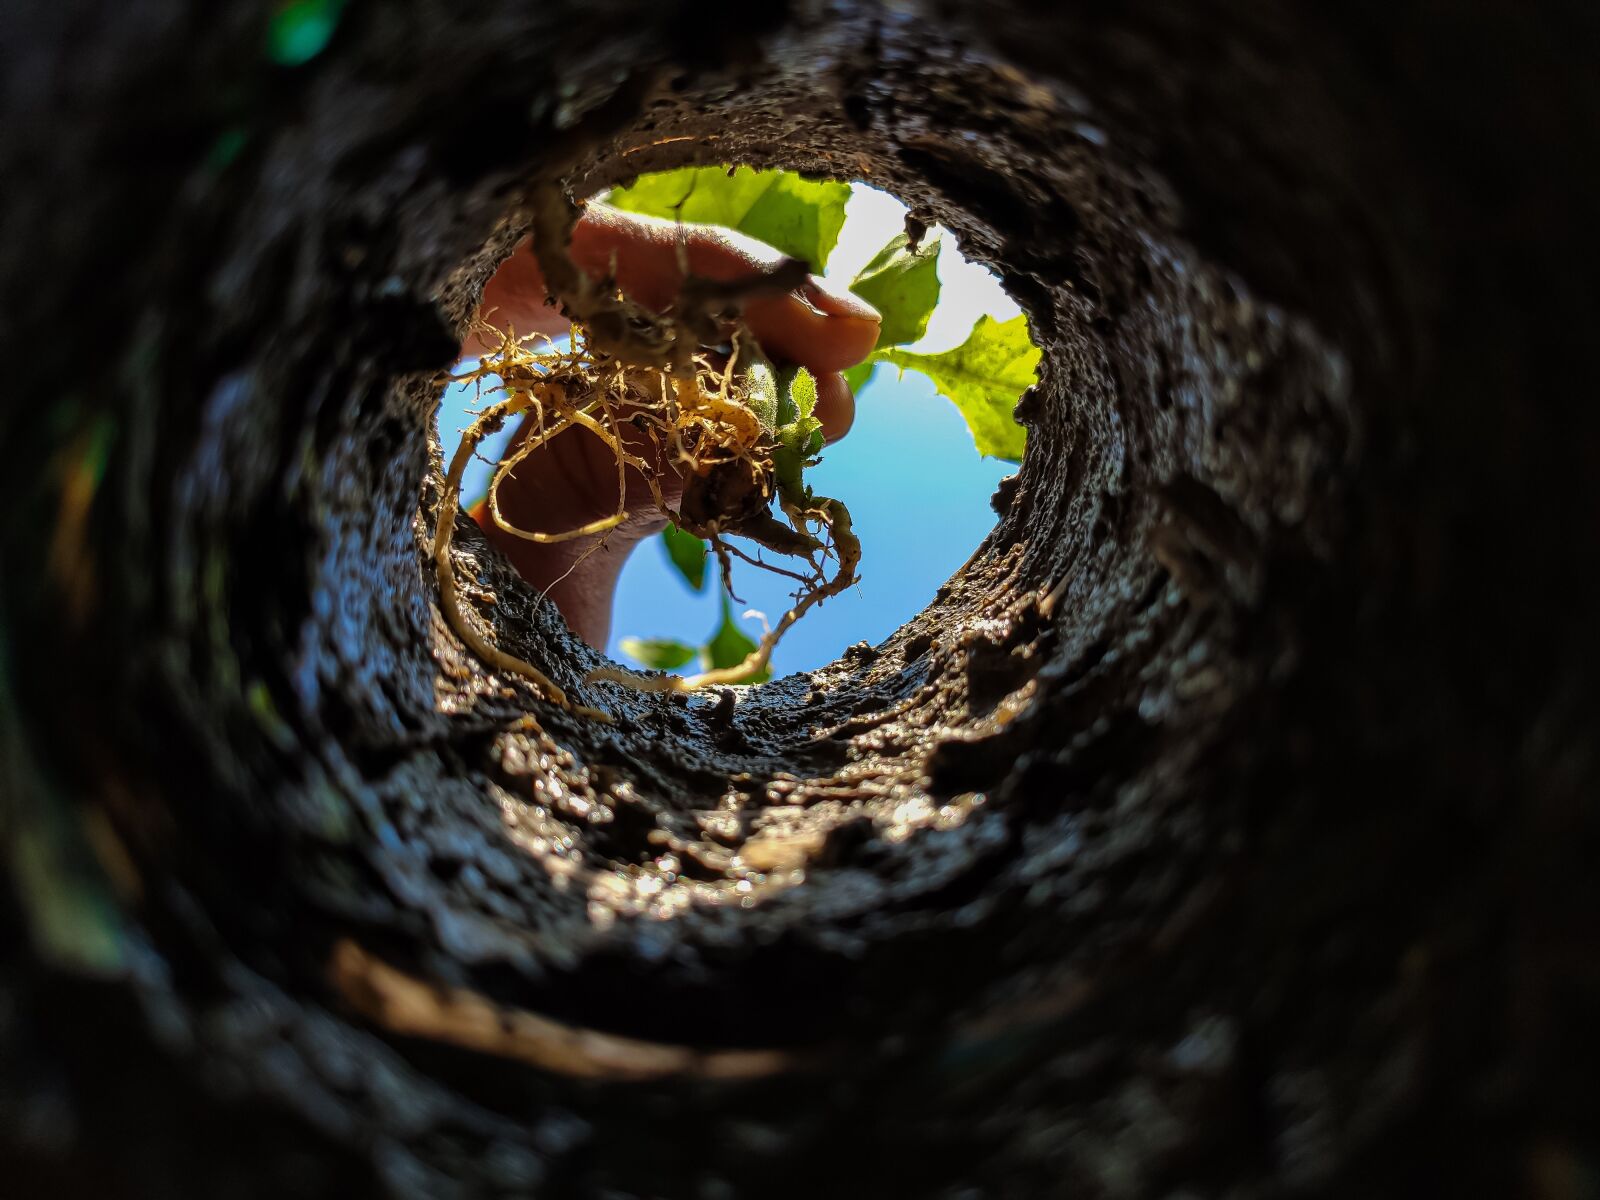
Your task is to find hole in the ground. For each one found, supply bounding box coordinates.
[434,169,1040,689]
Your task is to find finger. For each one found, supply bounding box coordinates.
[470,237,569,351]
[570,207,881,376]
[567,208,690,311]
[742,282,881,376]
[813,371,856,445]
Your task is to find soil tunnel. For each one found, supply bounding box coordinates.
[2,1,1597,1196]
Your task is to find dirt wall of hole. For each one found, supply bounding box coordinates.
[2,1,1596,1196]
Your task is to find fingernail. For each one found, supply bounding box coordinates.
[803,278,881,323]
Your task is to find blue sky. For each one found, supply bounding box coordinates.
[436,184,1022,678]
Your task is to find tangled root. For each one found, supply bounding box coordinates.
[434,186,859,718]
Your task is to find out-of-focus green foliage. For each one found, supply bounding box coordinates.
[267,0,347,66]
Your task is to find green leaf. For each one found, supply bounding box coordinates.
[660,524,708,591]
[605,167,850,273]
[741,354,779,432]
[701,595,772,683]
[772,367,824,501]
[774,364,817,426]
[606,167,770,228]
[739,173,851,274]
[620,637,699,671]
[849,233,942,349]
[878,314,1040,461]
[842,360,876,396]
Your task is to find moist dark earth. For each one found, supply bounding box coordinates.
[2,1,1598,1197]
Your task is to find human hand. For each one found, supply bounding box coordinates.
[464,204,880,647]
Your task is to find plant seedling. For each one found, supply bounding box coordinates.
[434,184,859,717]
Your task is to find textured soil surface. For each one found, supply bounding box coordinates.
[2,1,1598,1197]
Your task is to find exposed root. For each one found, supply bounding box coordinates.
[587,500,859,693]
[433,389,614,722]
